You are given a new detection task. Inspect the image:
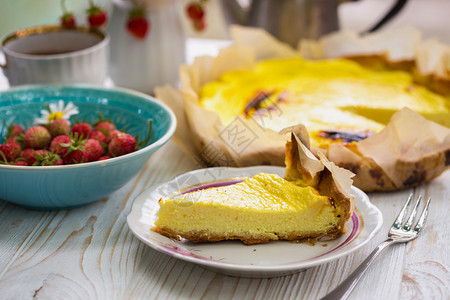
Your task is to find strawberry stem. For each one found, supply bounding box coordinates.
[0,150,8,164]
[61,0,69,14]
[72,116,80,124]
[144,119,153,145]
[129,0,146,17]
[93,113,113,127]
[2,119,7,137]
[137,119,153,149]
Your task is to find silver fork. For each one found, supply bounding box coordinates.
[320,193,431,300]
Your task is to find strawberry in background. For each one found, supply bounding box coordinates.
[86,0,108,29]
[186,0,208,32]
[60,0,77,29]
[126,5,149,40]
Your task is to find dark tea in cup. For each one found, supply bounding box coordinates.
[1,25,109,86]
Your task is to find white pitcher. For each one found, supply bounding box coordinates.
[107,0,185,94]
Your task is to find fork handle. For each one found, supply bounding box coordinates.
[320,238,395,300]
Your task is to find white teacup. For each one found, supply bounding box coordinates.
[1,25,109,86]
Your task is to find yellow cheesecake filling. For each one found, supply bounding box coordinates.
[154,173,342,244]
[199,58,450,148]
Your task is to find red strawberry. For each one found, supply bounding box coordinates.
[24,126,52,149]
[50,135,71,157]
[59,133,90,164]
[6,137,23,148]
[108,133,137,157]
[87,4,107,29]
[50,133,87,164]
[90,131,107,144]
[9,143,21,161]
[6,137,18,144]
[106,129,121,143]
[71,123,92,139]
[21,148,35,164]
[0,143,21,162]
[186,3,205,20]
[94,121,116,137]
[50,119,70,137]
[97,155,111,161]
[7,135,25,150]
[21,148,49,165]
[13,160,28,166]
[63,150,89,164]
[83,138,104,161]
[126,8,149,39]
[7,124,25,138]
[61,12,76,29]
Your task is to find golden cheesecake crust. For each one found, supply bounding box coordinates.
[152,226,347,246]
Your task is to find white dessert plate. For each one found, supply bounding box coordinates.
[127,166,383,278]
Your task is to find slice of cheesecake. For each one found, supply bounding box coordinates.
[152,128,354,245]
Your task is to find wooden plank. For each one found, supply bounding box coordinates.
[344,191,409,300]
[400,172,450,300]
[0,203,55,277]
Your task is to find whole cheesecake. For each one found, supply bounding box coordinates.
[152,130,354,245]
[199,57,450,148]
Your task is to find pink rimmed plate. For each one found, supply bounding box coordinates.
[127,166,383,278]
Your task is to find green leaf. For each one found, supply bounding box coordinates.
[137,119,153,149]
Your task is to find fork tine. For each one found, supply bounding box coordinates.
[403,194,423,231]
[392,193,413,229]
[413,197,432,234]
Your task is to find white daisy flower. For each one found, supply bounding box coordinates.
[33,100,79,125]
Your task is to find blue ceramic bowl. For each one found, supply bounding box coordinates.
[0,85,176,209]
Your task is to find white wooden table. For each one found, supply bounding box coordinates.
[0,141,448,300]
[0,39,449,300]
